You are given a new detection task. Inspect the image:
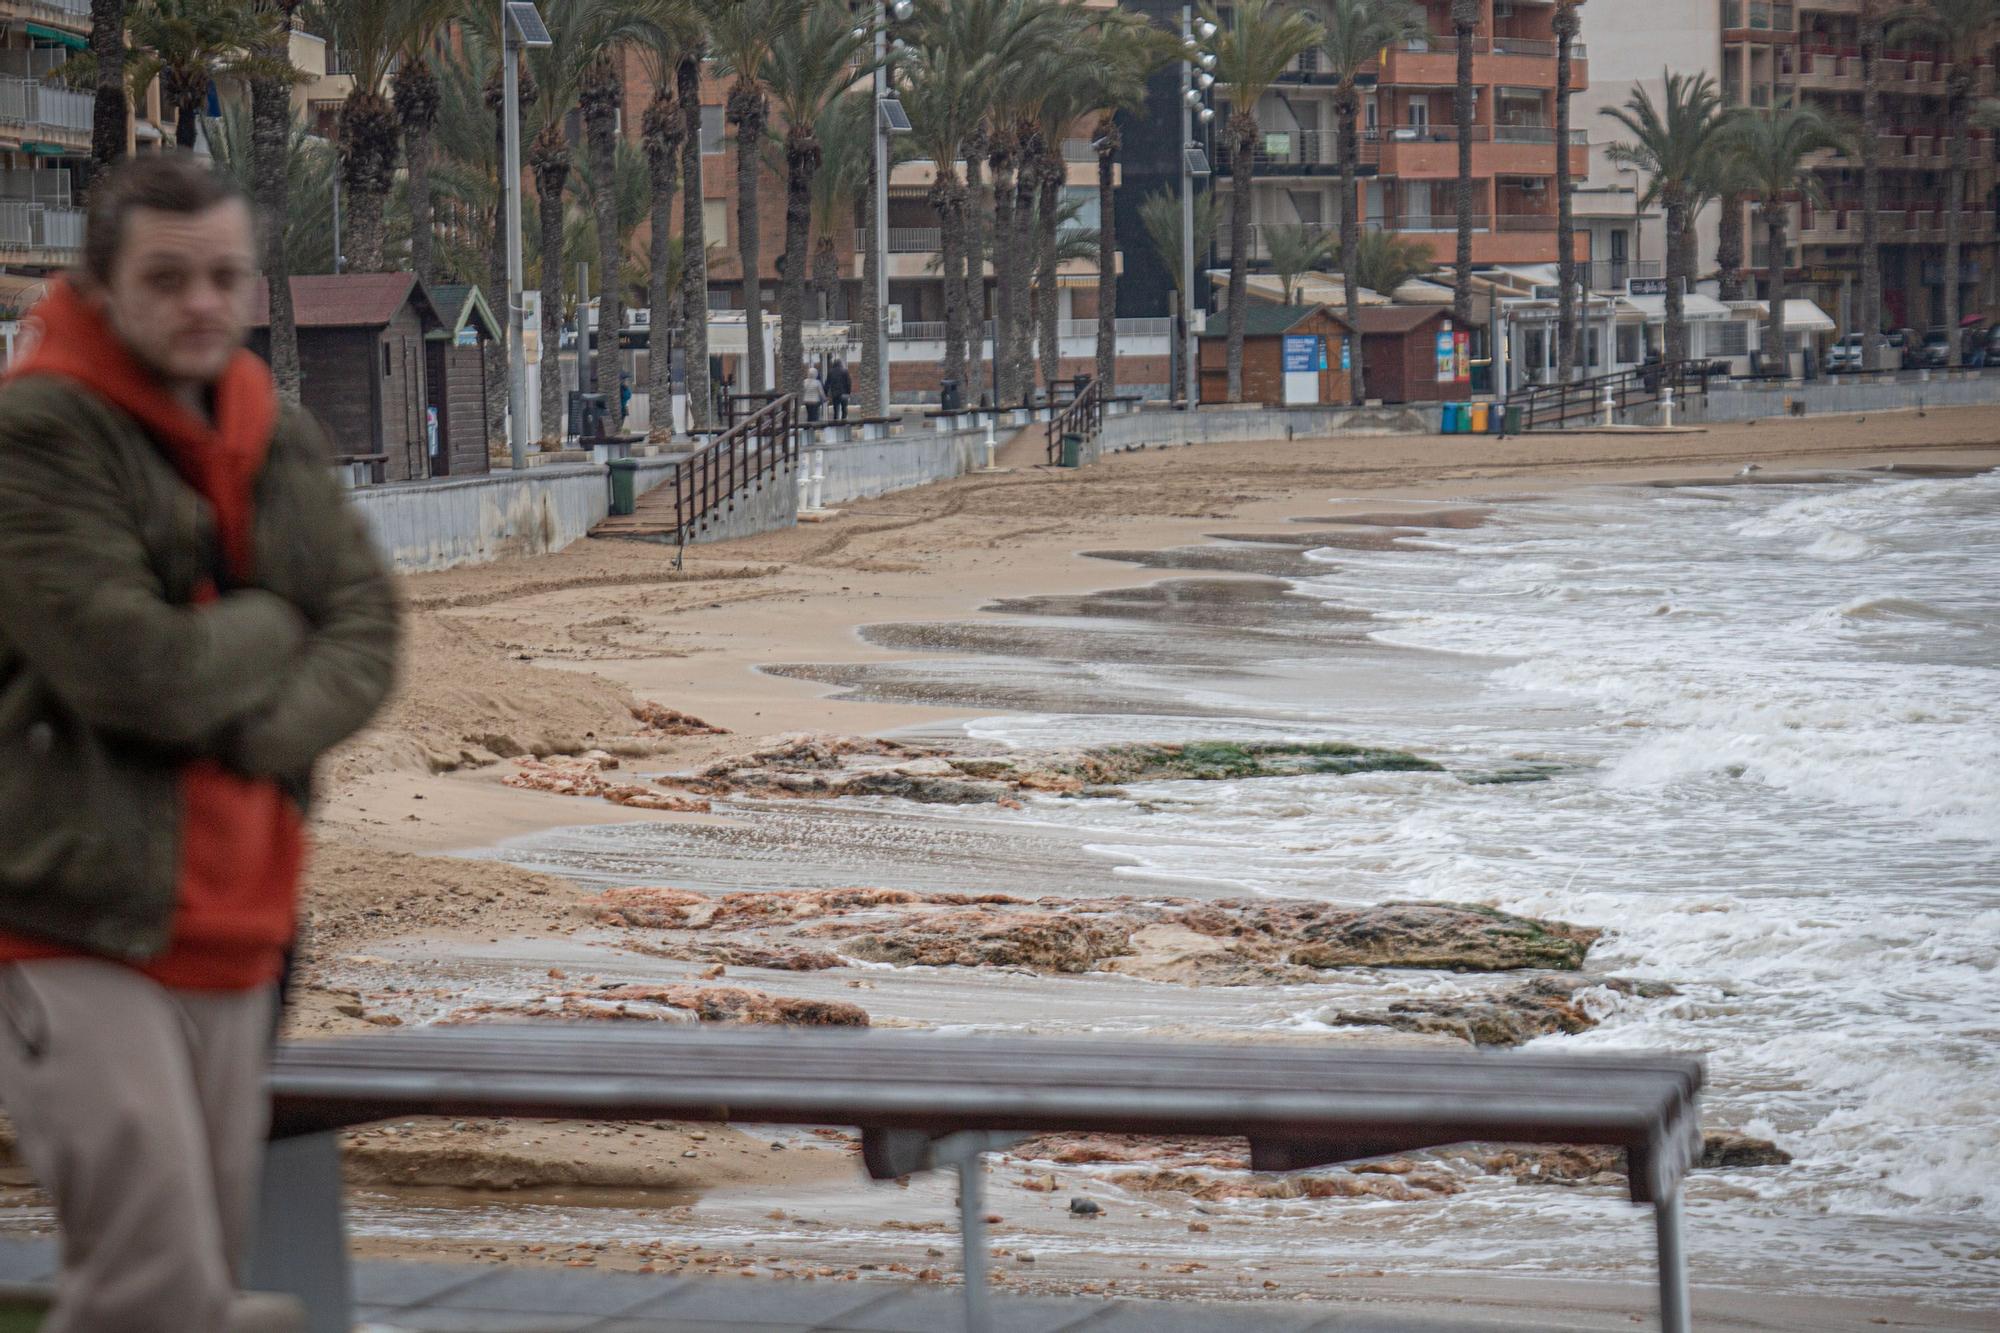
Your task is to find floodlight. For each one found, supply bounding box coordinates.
[1199,106,1215,123]
[1183,88,1202,107]
[1197,18,1217,39]
[1199,52,1216,69]
[1197,70,1214,89]
[851,25,867,38]
[892,0,912,17]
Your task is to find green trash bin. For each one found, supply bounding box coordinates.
[1060,432,1084,468]
[608,457,639,516]
[1504,403,1524,435]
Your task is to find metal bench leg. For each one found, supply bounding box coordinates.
[1655,1189,1690,1333]
[956,1150,991,1333]
[246,1133,352,1333]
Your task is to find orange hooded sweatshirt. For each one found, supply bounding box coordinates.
[0,280,303,989]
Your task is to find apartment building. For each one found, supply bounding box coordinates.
[1772,0,1999,330]
[0,0,92,303]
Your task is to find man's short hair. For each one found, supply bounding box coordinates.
[82,153,248,285]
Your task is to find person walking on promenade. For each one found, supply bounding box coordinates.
[824,358,851,421]
[801,364,825,423]
[0,154,401,1333]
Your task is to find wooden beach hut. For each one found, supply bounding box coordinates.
[425,284,502,477]
[1198,304,1355,407]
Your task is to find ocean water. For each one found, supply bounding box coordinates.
[963,468,2000,1305]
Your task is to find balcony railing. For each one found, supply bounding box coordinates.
[1215,128,1341,173]
[1492,124,1590,144]
[1588,258,1665,289]
[1723,0,1795,28]
[1370,124,1491,144]
[887,226,942,253]
[1366,212,1491,232]
[891,317,1171,343]
[20,0,90,16]
[1061,138,1098,163]
[0,200,83,254]
[1494,212,1560,231]
[0,167,73,207]
[0,77,92,134]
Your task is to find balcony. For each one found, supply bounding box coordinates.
[0,77,92,150]
[1367,212,1490,232]
[1588,258,1665,290]
[1214,129,1376,178]
[887,226,942,254]
[1722,0,1796,31]
[6,0,90,30]
[0,199,83,262]
[1492,124,1589,145]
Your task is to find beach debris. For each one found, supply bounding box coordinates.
[500,755,713,812]
[630,703,730,736]
[1068,1197,1103,1216]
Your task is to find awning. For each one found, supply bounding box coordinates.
[25,23,87,50]
[21,143,70,156]
[1734,298,1836,332]
[1619,292,1732,322]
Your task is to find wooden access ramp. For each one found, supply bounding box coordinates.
[593,394,800,553]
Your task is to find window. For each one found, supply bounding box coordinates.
[1062,186,1100,230]
[1586,328,1601,368]
[703,198,727,242]
[1713,320,1751,356]
[1408,98,1429,130]
[382,343,392,376]
[1617,324,1640,364]
[701,105,724,155]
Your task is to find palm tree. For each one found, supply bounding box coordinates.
[1890,0,1998,366]
[1322,0,1425,403]
[88,0,127,185]
[1858,0,1886,371]
[1553,0,1580,376]
[1139,185,1217,402]
[1724,107,1845,376]
[579,55,624,402]
[1205,0,1323,402]
[1351,227,1435,297]
[328,0,453,273]
[676,50,712,428]
[1604,71,1736,363]
[642,86,683,439]
[1074,13,1171,397]
[206,98,337,275]
[389,1,461,286]
[762,0,873,396]
[1263,222,1334,304]
[1449,0,1477,323]
[708,0,802,398]
[808,91,870,327]
[1023,25,1100,403]
[126,0,277,149]
[250,0,308,398]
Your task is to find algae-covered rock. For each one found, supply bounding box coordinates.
[1287,902,1599,972]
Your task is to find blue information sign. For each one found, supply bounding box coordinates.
[1283,334,1317,373]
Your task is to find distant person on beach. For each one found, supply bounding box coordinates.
[0,155,400,1332]
[825,358,852,421]
[801,364,825,422]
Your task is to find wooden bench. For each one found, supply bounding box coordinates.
[257,1027,1703,1333]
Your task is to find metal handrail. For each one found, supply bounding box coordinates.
[1044,375,1103,464]
[673,393,799,561]
[1512,360,1712,431]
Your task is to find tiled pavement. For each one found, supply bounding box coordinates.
[0,1238,1550,1332]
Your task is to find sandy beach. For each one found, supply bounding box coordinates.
[11,406,1999,1330]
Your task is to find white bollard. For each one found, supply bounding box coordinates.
[981,415,997,470]
[1602,383,1617,428]
[796,464,811,512]
[808,449,825,512]
[1660,384,1675,428]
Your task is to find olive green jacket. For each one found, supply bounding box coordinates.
[0,374,400,960]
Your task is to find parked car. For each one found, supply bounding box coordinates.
[1823,332,1865,373]
[1919,328,1953,369]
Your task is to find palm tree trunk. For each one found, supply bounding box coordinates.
[1716,195,1745,301]
[88,0,126,184]
[1337,89,1363,405]
[531,126,569,446]
[1554,4,1577,378]
[1037,150,1061,398]
[1943,95,1966,366]
[961,137,987,388]
[935,180,968,388]
[1859,2,1883,373]
[249,7,299,402]
[1009,135,1038,404]
[176,94,201,149]
[338,92,397,273]
[990,137,1017,404]
[1451,0,1477,324]
[678,55,711,430]
[1093,118,1118,396]
[1664,197,1687,363]
[1764,206,1787,376]
[644,90,681,440]
[730,88,767,395]
[778,129,814,397]
[583,60,623,403]
[393,58,442,286]
[1226,111,1254,403]
[857,142,881,417]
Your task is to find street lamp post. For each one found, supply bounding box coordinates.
[500,2,551,469]
[872,1,912,416]
[1180,9,1217,410]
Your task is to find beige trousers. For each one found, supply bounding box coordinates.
[0,957,276,1333]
